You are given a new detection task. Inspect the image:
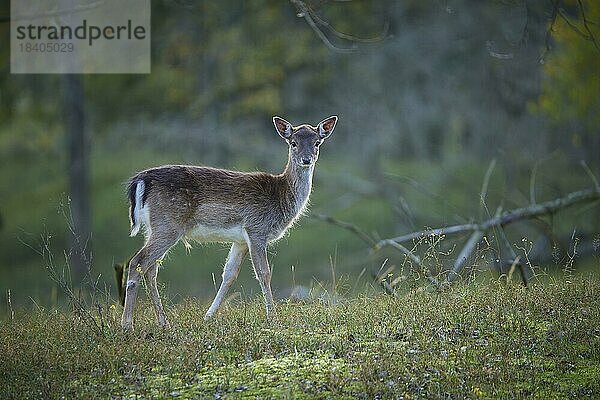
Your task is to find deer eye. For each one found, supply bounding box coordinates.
[290,141,297,148]
[314,141,321,147]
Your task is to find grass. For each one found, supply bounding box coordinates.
[1,277,599,399]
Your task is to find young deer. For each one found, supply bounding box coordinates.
[121,116,338,329]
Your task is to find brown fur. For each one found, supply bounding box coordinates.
[129,165,300,240]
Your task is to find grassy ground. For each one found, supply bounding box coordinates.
[1,277,599,399]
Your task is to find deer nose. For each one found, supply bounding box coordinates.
[301,157,312,165]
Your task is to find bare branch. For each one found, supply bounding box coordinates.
[382,223,479,245]
[576,0,600,51]
[580,161,600,192]
[480,158,496,218]
[379,188,600,250]
[530,160,540,205]
[447,230,485,283]
[290,0,389,53]
[541,0,559,62]
[290,0,357,53]
[309,10,390,43]
[309,213,376,246]
[519,0,530,47]
[448,206,501,282]
[479,188,599,229]
[558,8,589,39]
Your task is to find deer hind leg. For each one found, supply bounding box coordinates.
[204,242,248,320]
[246,236,275,319]
[121,231,180,330]
[145,263,170,328]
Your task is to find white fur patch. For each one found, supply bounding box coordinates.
[130,181,146,237]
[188,224,245,243]
[138,204,151,237]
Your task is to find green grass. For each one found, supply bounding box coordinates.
[1,278,599,399]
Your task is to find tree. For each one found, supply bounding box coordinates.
[538,0,600,158]
[62,75,91,284]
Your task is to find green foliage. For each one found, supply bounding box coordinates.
[1,279,600,398]
[538,1,600,135]
[82,0,336,122]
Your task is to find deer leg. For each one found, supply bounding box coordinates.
[246,237,275,319]
[121,249,144,330]
[145,263,170,328]
[204,242,248,320]
[121,233,179,330]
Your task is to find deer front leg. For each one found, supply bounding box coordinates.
[246,237,275,319]
[204,242,248,320]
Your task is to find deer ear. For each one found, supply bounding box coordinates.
[273,116,293,139]
[317,116,338,139]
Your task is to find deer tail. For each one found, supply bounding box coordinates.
[128,179,146,237]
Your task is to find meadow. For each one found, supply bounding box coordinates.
[1,276,599,399]
[1,2,599,398]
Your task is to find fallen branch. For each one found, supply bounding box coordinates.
[312,188,599,292]
[379,189,599,246]
[377,188,600,282]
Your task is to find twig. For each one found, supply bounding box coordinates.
[448,206,502,283]
[446,230,484,283]
[372,260,395,295]
[383,223,480,244]
[541,0,559,63]
[495,216,526,278]
[564,228,579,275]
[519,0,530,47]
[309,11,390,43]
[290,0,357,53]
[7,289,14,320]
[576,0,600,51]
[376,239,442,289]
[580,160,600,192]
[480,158,496,219]
[530,161,540,205]
[310,213,376,246]
[507,256,521,282]
[557,8,589,39]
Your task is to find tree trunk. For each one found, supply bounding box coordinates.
[62,74,91,284]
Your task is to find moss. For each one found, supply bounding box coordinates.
[71,351,359,399]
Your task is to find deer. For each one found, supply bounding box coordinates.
[121,115,338,329]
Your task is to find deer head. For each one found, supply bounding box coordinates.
[273,116,338,168]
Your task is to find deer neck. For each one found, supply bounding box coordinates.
[282,154,314,214]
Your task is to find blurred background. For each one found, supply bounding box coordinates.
[0,0,599,309]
